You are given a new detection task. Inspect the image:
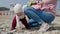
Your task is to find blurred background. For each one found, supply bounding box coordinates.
[0,0,60,16]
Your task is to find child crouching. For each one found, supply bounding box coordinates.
[11,4,30,31]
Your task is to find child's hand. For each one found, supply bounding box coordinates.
[48,4,55,9]
[41,6,50,10]
[17,27,22,31]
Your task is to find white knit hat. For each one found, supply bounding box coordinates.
[14,4,23,13]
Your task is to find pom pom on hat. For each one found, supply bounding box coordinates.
[14,4,23,13]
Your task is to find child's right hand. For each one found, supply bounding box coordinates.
[17,27,22,31]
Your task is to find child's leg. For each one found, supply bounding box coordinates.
[24,6,55,24]
[24,6,55,32]
[27,19,41,27]
[24,7,44,24]
[11,16,17,30]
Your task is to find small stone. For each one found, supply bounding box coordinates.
[7,33,13,34]
[0,30,2,32]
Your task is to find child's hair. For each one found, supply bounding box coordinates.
[14,4,23,14]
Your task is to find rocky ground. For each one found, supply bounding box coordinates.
[0,15,60,34]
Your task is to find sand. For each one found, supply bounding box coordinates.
[0,15,60,34]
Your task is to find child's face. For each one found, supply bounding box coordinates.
[16,12,24,17]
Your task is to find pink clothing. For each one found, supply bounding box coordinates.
[42,0,57,16]
[31,0,57,16]
[31,4,41,9]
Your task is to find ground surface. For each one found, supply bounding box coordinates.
[0,15,60,34]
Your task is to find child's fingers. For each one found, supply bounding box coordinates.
[17,27,22,31]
